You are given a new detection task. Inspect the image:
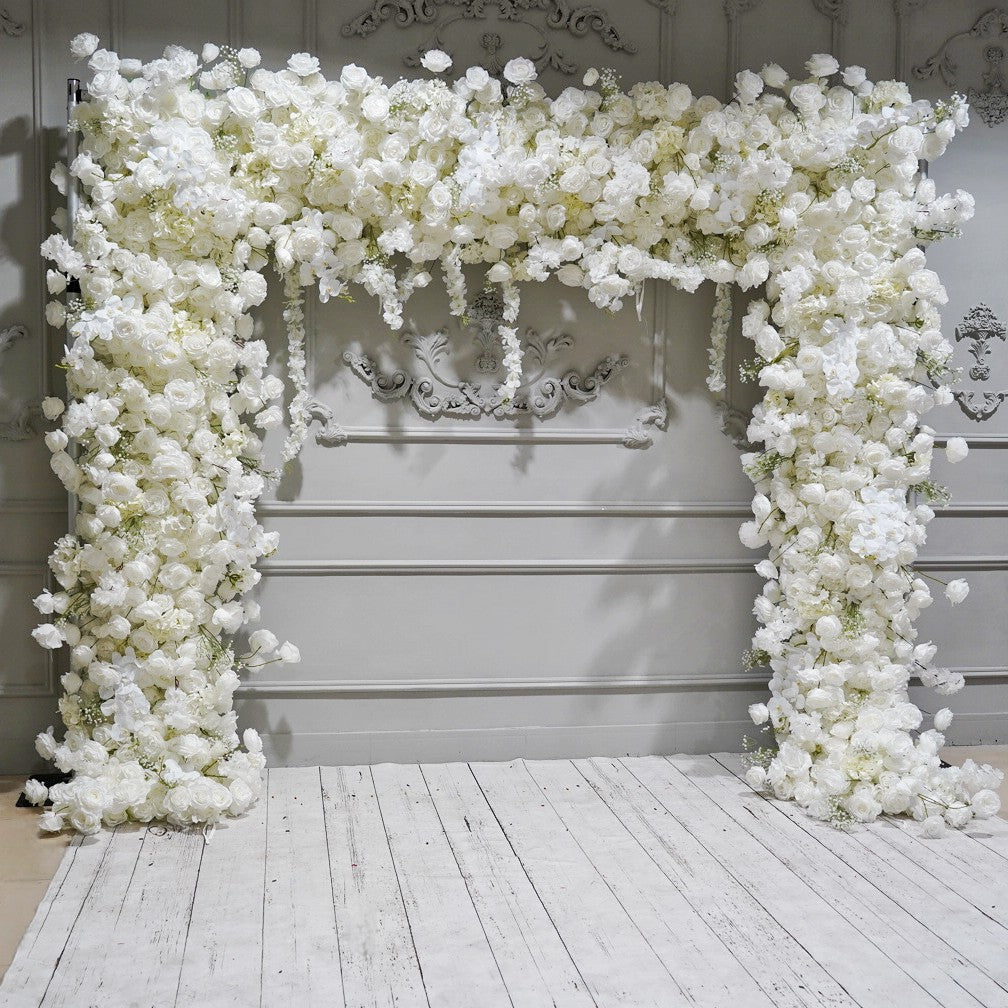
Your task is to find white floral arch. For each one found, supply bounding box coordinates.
[26,36,1004,834]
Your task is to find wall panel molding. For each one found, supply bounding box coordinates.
[256,558,758,576]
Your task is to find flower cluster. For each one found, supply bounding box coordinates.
[32,37,1001,832]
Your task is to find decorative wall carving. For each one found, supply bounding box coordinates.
[0,325,28,355]
[0,403,44,441]
[716,400,753,451]
[951,303,1008,422]
[343,288,630,423]
[0,6,25,37]
[914,8,1008,127]
[623,398,667,448]
[306,399,349,446]
[341,0,675,77]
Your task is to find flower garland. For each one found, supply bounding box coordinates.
[27,36,1003,834]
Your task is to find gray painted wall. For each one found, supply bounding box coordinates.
[1,0,1005,772]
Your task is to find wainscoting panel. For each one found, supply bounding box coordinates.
[0,0,1005,771]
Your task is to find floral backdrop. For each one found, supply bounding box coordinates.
[25,35,1003,835]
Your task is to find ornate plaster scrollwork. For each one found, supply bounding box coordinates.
[0,326,41,439]
[306,398,349,446]
[0,7,25,37]
[342,0,675,78]
[914,8,1008,127]
[343,286,630,422]
[950,303,1008,422]
[0,402,44,441]
[0,324,28,353]
[716,400,753,451]
[623,398,667,448]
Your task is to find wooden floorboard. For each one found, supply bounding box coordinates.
[174,785,267,1008]
[2,755,1006,1008]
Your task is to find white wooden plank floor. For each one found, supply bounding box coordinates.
[2,754,1007,1008]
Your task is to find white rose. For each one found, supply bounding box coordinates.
[745,766,767,789]
[288,52,320,77]
[278,641,301,663]
[484,224,518,250]
[944,579,969,605]
[237,48,261,69]
[920,813,945,838]
[24,779,49,806]
[748,702,770,725]
[945,437,968,463]
[42,397,65,420]
[933,708,953,731]
[32,623,64,649]
[227,87,260,120]
[70,33,100,60]
[420,50,452,74]
[805,53,839,78]
[971,789,1001,819]
[503,57,536,85]
[340,64,369,90]
[465,66,490,92]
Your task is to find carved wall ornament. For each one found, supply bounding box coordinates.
[0,402,44,441]
[623,398,668,448]
[342,0,675,77]
[0,324,28,355]
[914,8,1008,127]
[949,303,1008,422]
[716,400,754,451]
[956,302,1006,382]
[343,307,630,423]
[0,6,25,37]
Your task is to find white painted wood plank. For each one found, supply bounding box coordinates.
[526,758,774,1008]
[689,755,1007,1008]
[262,767,344,1007]
[319,765,427,1008]
[0,831,114,1008]
[174,795,267,1008]
[370,762,511,1008]
[963,814,1008,862]
[576,757,857,1008]
[420,761,595,1008]
[41,825,204,1008]
[634,755,946,1008]
[716,753,1008,995]
[858,811,1008,932]
[471,759,681,1008]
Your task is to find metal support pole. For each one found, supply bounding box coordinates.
[66,78,81,533]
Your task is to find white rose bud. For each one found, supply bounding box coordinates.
[748,702,770,725]
[945,437,968,463]
[944,579,969,605]
[745,765,767,789]
[933,708,953,731]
